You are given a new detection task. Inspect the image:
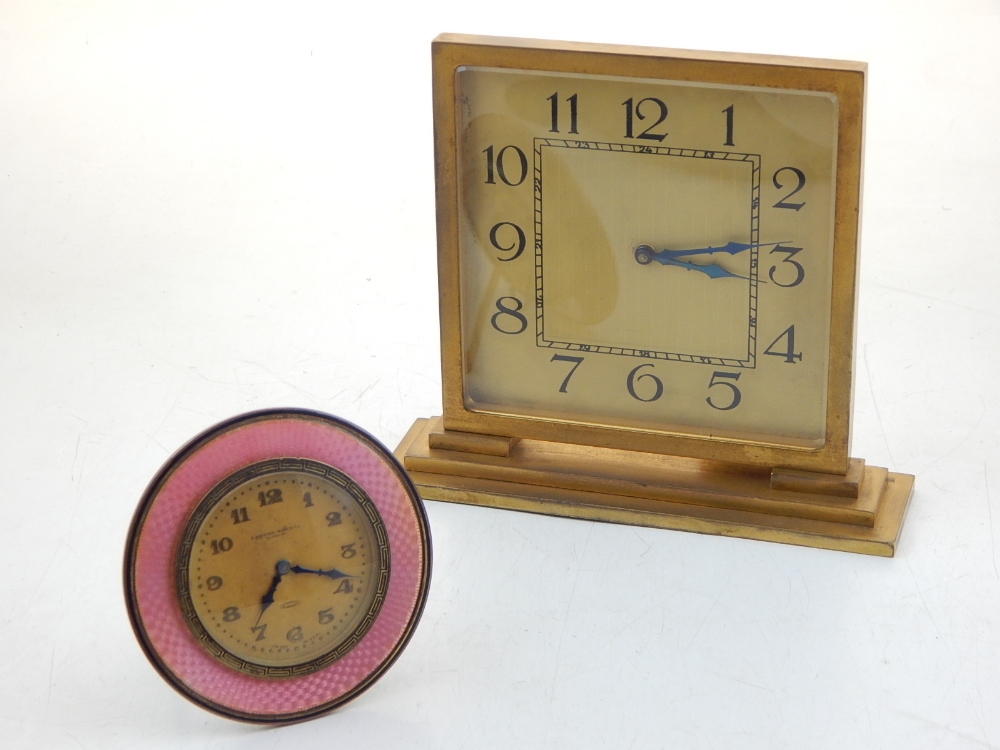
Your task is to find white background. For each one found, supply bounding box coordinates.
[2,1,999,748]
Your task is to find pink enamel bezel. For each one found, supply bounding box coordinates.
[124,409,432,723]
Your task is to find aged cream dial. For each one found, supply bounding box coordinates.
[176,460,389,677]
[457,66,838,448]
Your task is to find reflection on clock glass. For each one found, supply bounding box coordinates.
[176,460,389,677]
[456,66,838,447]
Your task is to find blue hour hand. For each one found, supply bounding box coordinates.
[289,564,354,582]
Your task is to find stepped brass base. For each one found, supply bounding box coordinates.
[395,417,914,557]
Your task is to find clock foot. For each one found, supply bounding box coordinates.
[395,417,914,557]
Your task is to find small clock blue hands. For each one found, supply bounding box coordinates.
[254,561,355,627]
[634,241,792,280]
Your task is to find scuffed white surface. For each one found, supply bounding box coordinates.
[1,1,999,748]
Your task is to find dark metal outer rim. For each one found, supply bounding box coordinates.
[123,407,433,724]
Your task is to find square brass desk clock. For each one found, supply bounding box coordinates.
[395,33,914,556]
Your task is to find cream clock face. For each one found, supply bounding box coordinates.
[456,66,839,448]
[176,460,389,676]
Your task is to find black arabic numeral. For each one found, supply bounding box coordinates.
[567,93,579,133]
[251,624,267,641]
[286,626,304,643]
[206,576,223,591]
[325,511,342,527]
[626,363,664,402]
[341,543,357,559]
[623,97,668,141]
[483,144,527,186]
[768,246,805,287]
[722,104,735,146]
[772,167,806,210]
[222,606,240,622]
[303,491,314,507]
[764,325,803,363]
[318,608,334,625]
[489,222,526,262]
[258,488,283,506]
[547,92,579,134]
[335,579,354,594]
[230,507,249,524]
[551,354,584,393]
[210,537,233,555]
[706,371,742,411]
[490,297,528,335]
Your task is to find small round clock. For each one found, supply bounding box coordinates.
[124,409,431,723]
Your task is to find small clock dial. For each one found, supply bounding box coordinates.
[456,66,838,447]
[176,460,389,676]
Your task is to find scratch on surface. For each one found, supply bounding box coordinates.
[145,389,183,454]
[611,604,660,640]
[551,524,595,689]
[904,559,944,643]
[71,435,81,481]
[899,573,969,599]
[899,709,997,748]
[685,572,732,650]
[986,463,998,579]
[863,344,896,467]
[917,395,986,475]
[28,549,60,605]
[235,361,325,402]
[871,280,996,319]
[353,379,380,403]
[974,681,996,750]
[633,530,653,557]
[45,645,55,720]
[861,679,875,741]
[704,667,770,692]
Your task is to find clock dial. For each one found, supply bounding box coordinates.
[177,461,389,676]
[456,66,838,448]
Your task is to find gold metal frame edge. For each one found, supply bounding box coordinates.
[432,34,865,474]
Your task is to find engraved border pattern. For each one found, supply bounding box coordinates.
[174,458,391,679]
[533,137,761,368]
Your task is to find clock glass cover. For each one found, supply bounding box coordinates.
[175,459,389,677]
[456,65,838,450]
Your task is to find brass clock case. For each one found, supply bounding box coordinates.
[397,35,913,557]
[431,34,865,473]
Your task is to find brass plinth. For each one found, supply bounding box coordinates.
[396,417,913,557]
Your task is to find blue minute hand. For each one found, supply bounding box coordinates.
[634,241,790,280]
[642,240,791,262]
